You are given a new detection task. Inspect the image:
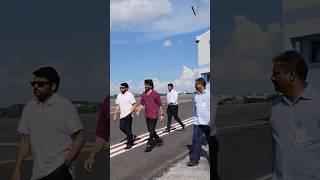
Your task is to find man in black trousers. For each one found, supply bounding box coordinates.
[164,83,185,133]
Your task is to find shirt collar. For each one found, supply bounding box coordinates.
[299,83,315,100]
[282,83,315,105]
[35,93,58,106]
[144,90,154,95]
[121,91,128,95]
[196,89,207,95]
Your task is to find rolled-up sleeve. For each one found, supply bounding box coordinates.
[95,96,109,142]
[65,104,83,135]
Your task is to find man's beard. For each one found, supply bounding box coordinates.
[145,88,151,92]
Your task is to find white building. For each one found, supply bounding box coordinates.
[283,0,320,86]
[196,30,210,83]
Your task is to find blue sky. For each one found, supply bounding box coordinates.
[110,0,210,95]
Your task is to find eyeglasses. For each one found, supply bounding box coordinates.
[120,87,126,89]
[30,81,51,87]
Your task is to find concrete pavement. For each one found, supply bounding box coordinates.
[0,97,273,180]
[110,102,272,180]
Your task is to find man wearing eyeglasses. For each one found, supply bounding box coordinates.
[113,83,137,149]
[11,66,84,180]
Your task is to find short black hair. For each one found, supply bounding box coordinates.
[168,83,173,88]
[195,77,206,87]
[272,50,308,81]
[144,79,154,89]
[120,83,129,88]
[33,66,60,92]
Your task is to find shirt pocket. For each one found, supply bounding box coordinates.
[295,115,320,145]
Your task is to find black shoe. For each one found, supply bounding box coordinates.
[125,143,133,149]
[163,129,170,133]
[156,139,163,147]
[182,124,185,131]
[145,145,152,152]
[187,160,199,167]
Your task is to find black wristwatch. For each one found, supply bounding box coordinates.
[64,160,72,168]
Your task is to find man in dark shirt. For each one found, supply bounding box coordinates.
[84,96,109,173]
[136,79,164,152]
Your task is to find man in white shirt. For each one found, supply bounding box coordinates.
[11,66,84,180]
[113,83,137,149]
[164,83,185,133]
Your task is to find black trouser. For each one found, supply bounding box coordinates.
[39,163,72,180]
[166,105,184,130]
[210,136,220,180]
[146,118,160,147]
[120,114,133,143]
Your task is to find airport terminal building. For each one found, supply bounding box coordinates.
[196,30,210,84]
[284,0,320,88]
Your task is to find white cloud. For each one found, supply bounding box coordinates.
[111,0,172,29]
[111,0,210,40]
[110,66,201,95]
[163,40,172,47]
[144,5,210,39]
[213,15,282,95]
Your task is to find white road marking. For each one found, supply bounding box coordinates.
[0,119,269,164]
[110,120,194,158]
[256,174,272,180]
[110,120,269,158]
[110,117,194,150]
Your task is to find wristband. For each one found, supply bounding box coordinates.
[64,160,72,169]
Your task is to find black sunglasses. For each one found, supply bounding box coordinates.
[120,87,126,89]
[30,81,51,87]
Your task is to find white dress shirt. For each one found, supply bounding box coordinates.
[167,89,179,105]
[116,91,136,119]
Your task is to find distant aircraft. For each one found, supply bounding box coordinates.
[191,0,200,16]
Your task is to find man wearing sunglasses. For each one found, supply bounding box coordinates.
[136,79,164,152]
[12,67,84,180]
[113,83,137,149]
